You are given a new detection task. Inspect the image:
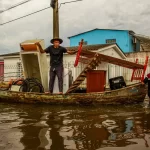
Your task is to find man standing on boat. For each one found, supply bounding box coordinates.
[36,37,76,94]
[142,73,150,106]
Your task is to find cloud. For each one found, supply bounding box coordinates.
[0,0,150,54]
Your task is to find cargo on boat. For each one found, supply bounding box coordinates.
[0,40,148,105]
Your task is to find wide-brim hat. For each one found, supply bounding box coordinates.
[50,37,63,44]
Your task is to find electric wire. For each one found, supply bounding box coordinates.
[0,6,50,26]
[0,0,34,14]
[59,0,83,8]
[0,0,84,26]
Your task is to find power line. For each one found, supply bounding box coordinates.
[0,0,34,14]
[59,0,83,9]
[0,0,83,14]
[61,0,83,4]
[0,6,50,26]
[0,0,84,26]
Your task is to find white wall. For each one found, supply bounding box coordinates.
[4,57,22,81]
[98,47,124,59]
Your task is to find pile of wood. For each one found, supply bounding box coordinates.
[66,50,145,94]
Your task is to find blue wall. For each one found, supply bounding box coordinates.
[69,29,138,53]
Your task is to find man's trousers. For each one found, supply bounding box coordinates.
[49,65,63,93]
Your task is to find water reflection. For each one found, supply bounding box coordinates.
[0,104,150,150]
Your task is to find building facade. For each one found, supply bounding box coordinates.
[69,29,140,53]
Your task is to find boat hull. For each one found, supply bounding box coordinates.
[0,83,147,105]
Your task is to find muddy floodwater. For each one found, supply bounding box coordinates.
[0,102,150,150]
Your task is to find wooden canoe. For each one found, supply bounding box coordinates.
[0,83,147,105]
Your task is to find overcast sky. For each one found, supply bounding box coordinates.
[0,0,150,54]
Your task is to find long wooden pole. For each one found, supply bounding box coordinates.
[53,0,59,38]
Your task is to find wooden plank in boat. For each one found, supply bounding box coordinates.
[80,50,144,69]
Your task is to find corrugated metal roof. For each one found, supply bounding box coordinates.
[66,44,114,51]
[0,52,19,57]
[68,28,135,38]
[133,34,150,51]
[67,44,126,59]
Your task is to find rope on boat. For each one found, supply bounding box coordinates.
[12,78,44,93]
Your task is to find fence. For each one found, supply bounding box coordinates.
[1,62,24,82]
[1,58,150,88]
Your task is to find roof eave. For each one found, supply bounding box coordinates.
[68,28,135,39]
[97,44,126,59]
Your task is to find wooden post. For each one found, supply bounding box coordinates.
[53,0,59,38]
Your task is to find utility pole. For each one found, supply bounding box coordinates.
[51,0,83,38]
[53,0,59,38]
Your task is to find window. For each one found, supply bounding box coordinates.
[79,41,88,45]
[106,39,116,44]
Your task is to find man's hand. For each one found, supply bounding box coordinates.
[74,50,78,53]
[67,50,78,55]
[35,42,41,47]
[35,42,45,53]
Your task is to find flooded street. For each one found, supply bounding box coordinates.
[0,103,150,150]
